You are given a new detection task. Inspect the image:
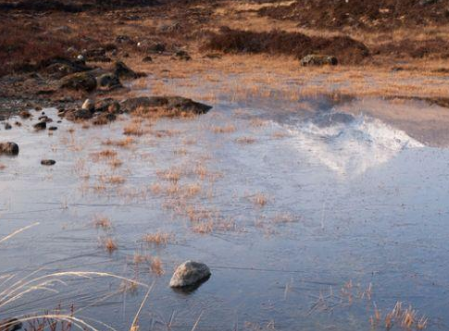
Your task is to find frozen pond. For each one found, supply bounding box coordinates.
[0,95,448,331]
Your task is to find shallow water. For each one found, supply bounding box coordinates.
[1,96,449,330]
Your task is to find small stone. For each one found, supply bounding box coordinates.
[169,261,211,288]
[4,123,12,130]
[142,56,153,63]
[41,159,56,166]
[0,142,19,156]
[49,126,58,131]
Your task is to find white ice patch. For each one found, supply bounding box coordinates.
[285,114,423,176]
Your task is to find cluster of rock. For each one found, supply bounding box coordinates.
[59,96,212,124]
[56,59,145,93]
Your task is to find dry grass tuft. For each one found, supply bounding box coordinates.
[124,121,146,136]
[91,149,118,162]
[108,158,123,169]
[150,257,164,276]
[143,232,173,246]
[102,137,136,148]
[252,193,268,207]
[157,168,183,183]
[102,237,118,253]
[93,215,112,230]
[211,124,237,134]
[132,252,150,265]
[192,221,214,234]
[106,175,126,185]
[236,137,256,144]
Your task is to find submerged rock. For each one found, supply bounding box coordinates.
[169,261,211,288]
[0,142,19,156]
[300,54,338,66]
[41,159,56,166]
[121,96,212,116]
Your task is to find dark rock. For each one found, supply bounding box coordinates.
[43,57,92,78]
[114,61,144,79]
[38,116,53,123]
[19,110,32,119]
[95,99,121,113]
[142,56,153,63]
[59,72,97,92]
[41,159,56,166]
[4,123,12,130]
[98,73,122,89]
[65,108,93,121]
[14,122,22,127]
[0,142,19,156]
[204,53,222,59]
[33,121,47,130]
[300,54,338,66]
[115,35,133,44]
[174,50,191,61]
[48,126,58,131]
[92,112,117,125]
[169,261,211,288]
[148,43,166,53]
[121,96,212,116]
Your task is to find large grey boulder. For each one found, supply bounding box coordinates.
[169,261,211,288]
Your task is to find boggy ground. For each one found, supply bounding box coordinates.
[1,0,449,117]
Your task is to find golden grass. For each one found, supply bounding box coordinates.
[143,232,173,246]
